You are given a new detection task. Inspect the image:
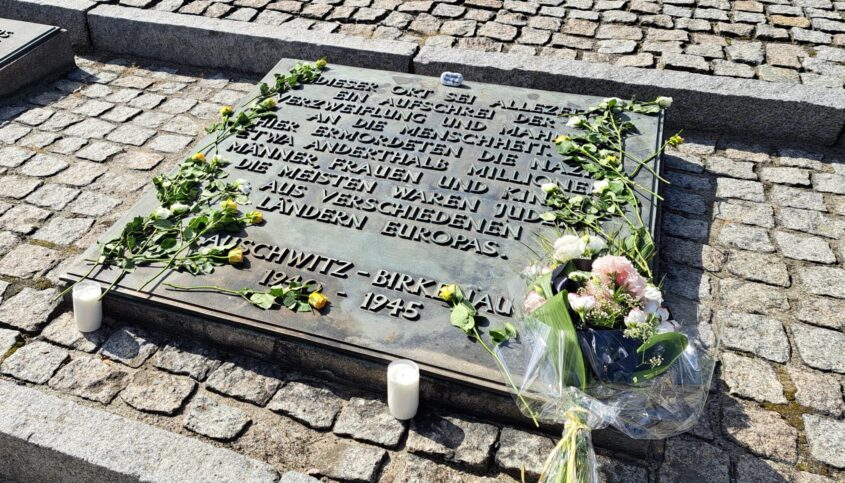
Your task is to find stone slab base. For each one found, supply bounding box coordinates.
[59,289,659,460]
[0,27,75,99]
[0,380,279,482]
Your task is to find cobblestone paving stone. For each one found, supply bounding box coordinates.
[0,54,842,481]
[99,0,845,88]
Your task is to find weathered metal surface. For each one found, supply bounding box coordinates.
[64,59,663,392]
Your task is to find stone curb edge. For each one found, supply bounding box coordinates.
[0,380,279,482]
[3,1,844,144]
[413,46,845,146]
[87,4,417,74]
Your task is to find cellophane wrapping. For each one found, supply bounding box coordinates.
[495,283,718,482]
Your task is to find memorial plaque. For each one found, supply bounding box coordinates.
[65,60,663,392]
[0,18,74,98]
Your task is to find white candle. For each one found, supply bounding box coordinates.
[72,280,102,333]
[387,359,419,420]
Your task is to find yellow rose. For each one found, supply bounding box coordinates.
[308,292,328,310]
[438,283,458,302]
[190,152,206,163]
[260,98,277,110]
[246,211,263,224]
[219,105,234,117]
[668,134,684,146]
[554,134,570,144]
[316,58,328,70]
[228,248,243,265]
[221,199,238,213]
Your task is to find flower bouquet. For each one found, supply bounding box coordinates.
[445,97,717,483]
[504,231,716,483]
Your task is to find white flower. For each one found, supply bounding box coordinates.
[566,116,584,128]
[553,235,585,263]
[170,202,189,214]
[656,319,680,333]
[523,291,547,314]
[154,207,172,220]
[656,96,673,108]
[655,307,670,321]
[584,235,607,254]
[541,182,558,193]
[522,263,551,279]
[568,293,596,313]
[235,179,252,194]
[624,308,647,326]
[643,284,663,313]
[599,97,622,109]
[592,179,610,194]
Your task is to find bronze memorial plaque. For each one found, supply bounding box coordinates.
[0,18,73,99]
[0,18,59,67]
[65,60,663,391]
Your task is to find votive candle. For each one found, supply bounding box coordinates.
[387,359,419,420]
[72,280,102,332]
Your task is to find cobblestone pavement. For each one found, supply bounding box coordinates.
[98,0,845,88]
[0,54,843,482]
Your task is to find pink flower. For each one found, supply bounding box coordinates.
[591,255,646,298]
[523,291,547,314]
[623,272,647,299]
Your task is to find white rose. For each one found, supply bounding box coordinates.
[599,97,622,109]
[170,202,189,214]
[655,307,670,321]
[235,179,252,194]
[541,182,558,193]
[656,320,680,333]
[521,263,545,279]
[656,96,673,108]
[624,308,647,326]
[592,179,610,194]
[567,293,596,313]
[585,235,607,254]
[566,116,584,128]
[643,284,663,313]
[154,207,172,220]
[553,235,585,263]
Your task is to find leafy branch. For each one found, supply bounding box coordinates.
[541,97,682,279]
[163,281,327,312]
[440,284,538,427]
[60,59,328,300]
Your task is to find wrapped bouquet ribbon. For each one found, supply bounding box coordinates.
[444,96,718,482]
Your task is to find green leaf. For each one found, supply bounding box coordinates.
[490,322,518,345]
[152,219,174,230]
[269,285,288,298]
[160,238,178,251]
[529,292,587,389]
[632,332,689,382]
[449,302,475,334]
[249,292,276,310]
